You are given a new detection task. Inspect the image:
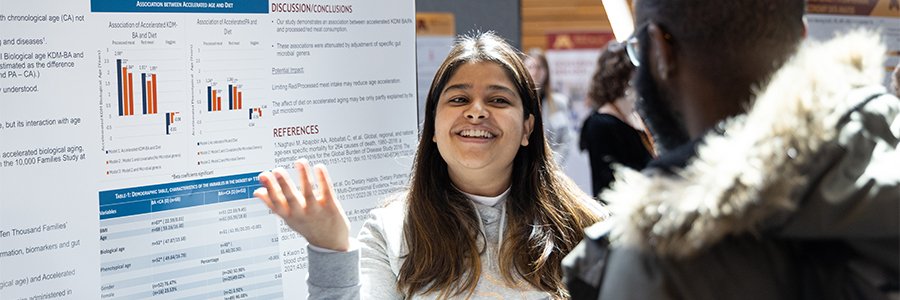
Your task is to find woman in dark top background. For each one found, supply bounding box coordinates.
[580,41,654,197]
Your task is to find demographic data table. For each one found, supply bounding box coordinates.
[98,173,283,299]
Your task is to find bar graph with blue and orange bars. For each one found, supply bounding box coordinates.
[165,112,180,135]
[249,107,262,119]
[207,84,244,112]
[117,59,158,116]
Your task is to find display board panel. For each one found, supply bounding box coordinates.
[0,1,417,299]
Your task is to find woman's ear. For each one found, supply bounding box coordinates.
[521,114,535,146]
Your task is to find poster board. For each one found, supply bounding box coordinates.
[545,31,615,130]
[0,0,418,299]
[544,31,615,193]
[806,0,900,87]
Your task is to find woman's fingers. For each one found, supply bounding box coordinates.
[295,160,318,206]
[272,167,303,210]
[255,159,350,251]
[256,159,331,218]
[258,172,288,215]
[253,187,276,211]
[314,164,337,208]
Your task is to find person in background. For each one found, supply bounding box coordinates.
[579,41,654,197]
[524,50,576,166]
[563,0,899,299]
[255,32,605,299]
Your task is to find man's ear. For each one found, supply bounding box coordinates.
[647,23,675,80]
[521,114,534,146]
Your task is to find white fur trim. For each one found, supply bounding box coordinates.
[603,31,887,258]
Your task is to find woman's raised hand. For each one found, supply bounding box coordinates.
[254,159,351,251]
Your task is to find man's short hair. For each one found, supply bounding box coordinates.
[636,0,806,82]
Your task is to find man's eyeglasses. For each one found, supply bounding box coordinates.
[624,22,671,67]
[625,24,645,67]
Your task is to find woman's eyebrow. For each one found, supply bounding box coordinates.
[443,83,471,94]
[442,83,516,96]
[486,84,516,95]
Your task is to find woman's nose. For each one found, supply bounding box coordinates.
[465,102,487,119]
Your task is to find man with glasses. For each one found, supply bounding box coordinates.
[562,0,899,299]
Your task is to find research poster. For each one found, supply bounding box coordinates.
[544,31,614,131]
[806,0,900,87]
[0,1,418,299]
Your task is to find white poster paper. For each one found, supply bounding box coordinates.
[0,0,417,299]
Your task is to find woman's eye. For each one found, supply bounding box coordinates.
[448,97,467,103]
[490,98,510,104]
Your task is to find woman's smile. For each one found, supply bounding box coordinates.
[433,61,533,176]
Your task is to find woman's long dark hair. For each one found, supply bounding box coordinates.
[397,31,604,299]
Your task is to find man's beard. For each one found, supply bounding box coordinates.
[633,49,690,154]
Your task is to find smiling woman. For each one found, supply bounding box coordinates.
[254,31,606,299]
[433,61,534,197]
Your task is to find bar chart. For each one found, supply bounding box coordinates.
[206,80,246,112]
[191,41,269,135]
[165,112,181,135]
[249,108,263,120]
[188,37,271,172]
[100,47,189,142]
[195,76,266,133]
[98,45,192,178]
[116,59,161,116]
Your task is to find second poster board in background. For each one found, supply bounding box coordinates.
[545,31,615,194]
[806,0,900,87]
[415,12,456,129]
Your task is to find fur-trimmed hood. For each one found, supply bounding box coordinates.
[602,31,898,258]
